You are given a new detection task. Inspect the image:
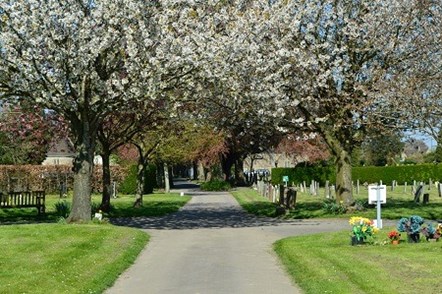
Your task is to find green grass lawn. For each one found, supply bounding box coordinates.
[0,192,191,223]
[232,186,442,220]
[274,228,442,294]
[231,188,279,217]
[0,223,148,294]
[233,186,442,293]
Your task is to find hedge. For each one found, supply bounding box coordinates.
[271,166,335,186]
[352,164,442,185]
[271,164,442,186]
[0,164,126,193]
[119,164,157,195]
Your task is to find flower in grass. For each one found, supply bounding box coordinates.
[349,216,377,242]
[387,230,401,241]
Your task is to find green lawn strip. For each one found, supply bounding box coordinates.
[0,223,148,294]
[233,187,442,220]
[0,192,191,222]
[230,188,278,217]
[274,229,442,294]
[107,194,191,217]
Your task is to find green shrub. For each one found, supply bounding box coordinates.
[54,200,70,218]
[322,198,346,215]
[200,180,231,191]
[353,164,442,184]
[271,166,335,186]
[119,164,157,194]
[272,164,442,185]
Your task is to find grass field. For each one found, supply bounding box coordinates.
[0,192,191,223]
[232,186,442,293]
[0,223,148,294]
[274,229,442,294]
[232,185,442,220]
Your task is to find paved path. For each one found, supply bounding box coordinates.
[107,181,352,294]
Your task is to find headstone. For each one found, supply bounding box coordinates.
[286,187,297,209]
[414,184,424,203]
[356,179,360,195]
[423,193,429,204]
[404,182,407,193]
[330,184,336,198]
[325,181,330,198]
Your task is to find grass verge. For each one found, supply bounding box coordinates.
[274,228,442,294]
[0,223,148,294]
[0,192,191,223]
[105,194,191,217]
[231,188,279,217]
[232,187,442,220]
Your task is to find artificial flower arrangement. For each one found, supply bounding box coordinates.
[421,223,441,241]
[397,215,424,243]
[387,230,401,243]
[349,216,379,245]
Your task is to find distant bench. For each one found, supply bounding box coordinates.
[0,191,46,215]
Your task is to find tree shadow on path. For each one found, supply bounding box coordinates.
[111,194,332,231]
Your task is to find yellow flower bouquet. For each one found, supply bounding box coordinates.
[349,216,379,245]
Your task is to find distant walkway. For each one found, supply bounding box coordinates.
[107,180,351,294]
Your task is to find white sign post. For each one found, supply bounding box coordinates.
[368,185,386,229]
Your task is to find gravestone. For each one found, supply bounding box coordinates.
[414,184,424,203]
[325,181,330,198]
[423,193,429,204]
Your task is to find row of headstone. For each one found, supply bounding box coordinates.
[256,179,442,205]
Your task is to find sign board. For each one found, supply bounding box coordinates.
[368,185,386,204]
[282,176,289,183]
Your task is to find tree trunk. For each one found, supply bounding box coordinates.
[221,153,235,182]
[156,163,164,189]
[234,156,246,186]
[100,147,112,212]
[67,120,95,223]
[197,161,205,181]
[133,144,146,208]
[133,161,145,208]
[164,162,170,193]
[335,149,354,205]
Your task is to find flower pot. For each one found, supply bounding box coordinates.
[351,236,364,246]
[392,240,399,245]
[407,233,420,243]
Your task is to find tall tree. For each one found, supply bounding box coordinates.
[361,132,404,166]
[256,0,436,205]
[96,102,162,212]
[0,1,199,221]
[0,102,64,164]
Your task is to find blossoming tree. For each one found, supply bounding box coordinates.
[256,0,438,204]
[0,0,198,221]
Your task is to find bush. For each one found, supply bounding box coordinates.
[322,198,346,215]
[352,164,442,184]
[119,164,157,194]
[272,164,442,185]
[200,180,231,191]
[54,200,71,218]
[0,165,126,194]
[271,166,335,186]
